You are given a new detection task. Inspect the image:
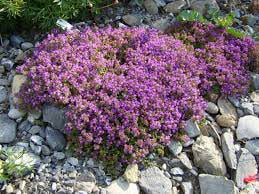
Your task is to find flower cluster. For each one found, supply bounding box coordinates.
[166,22,256,95]
[17,24,255,164]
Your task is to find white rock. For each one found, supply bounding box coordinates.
[221,132,237,169]
[236,115,259,140]
[105,177,140,194]
[217,96,237,120]
[123,164,139,183]
[11,74,27,104]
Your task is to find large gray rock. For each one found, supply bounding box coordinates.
[217,96,238,120]
[139,167,172,194]
[0,114,17,143]
[235,148,257,189]
[192,136,226,175]
[0,86,7,103]
[236,115,259,140]
[46,127,66,151]
[245,139,259,155]
[43,105,66,130]
[144,0,159,14]
[221,132,237,169]
[184,119,201,138]
[199,174,238,194]
[164,0,186,13]
[105,177,140,194]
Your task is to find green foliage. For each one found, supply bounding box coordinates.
[0,0,109,32]
[0,148,33,181]
[177,10,247,38]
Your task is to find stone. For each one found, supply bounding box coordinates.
[251,74,259,90]
[168,141,182,156]
[221,132,237,169]
[139,167,172,194]
[15,152,41,167]
[67,157,79,166]
[123,164,139,183]
[43,105,66,130]
[1,58,14,70]
[241,102,254,115]
[29,125,41,134]
[10,35,24,48]
[53,151,66,160]
[216,114,236,128]
[12,74,27,104]
[0,114,17,143]
[177,152,193,170]
[241,14,257,27]
[191,0,219,15]
[75,171,96,193]
[27,110,42,123]
[228,96,240,108]
[206,102,219,114]
[245,139,259,155]
[180,182,193,194]
[251,91,259,102]
[5,184,14,193]
[254,104,259,116]
[122,14,141,26]
[30,142,41,155]
[154,0,166,7]
[30,135,44,145]
[0,79,9,86]
[41,145,51,156]
[105,177,140,194]
[184,119,201,138]
[236,115,259,140]
[164,0,186,13]
[8,108,26,119]
[144,0,159,14]
[192,136,226,176]
[170,167,184,176]
[0,86,7,103]
[199,174,238,194]
[46,127,66,151]
[217,96,237,120]
[235,148,257,189]
[151,18,171,32]
[21,42,34,51]
[19,180,26,190]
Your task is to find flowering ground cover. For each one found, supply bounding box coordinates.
[17,24,256,165]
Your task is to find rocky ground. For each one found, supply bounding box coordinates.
[0,0,259,194]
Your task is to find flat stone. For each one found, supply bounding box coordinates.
[8,108,26,119]
[144,0,159,14]
[105,177,140,194]
[122,14,141,26]
[164,0,186,13]
[170,167,184,176]
[0,114,17,143]
[41,145,51,156]
[168,140,182,156]
[29,125,41,134]
[139,167,172,194]
[217,96,237,120]
[192,136,226,176]
[180,182,193,194]
[228,96,240,108]
[216,114,236,128]
[67,157,79,166]
[21,42,34,51]
[199,174,238,194]
[206,102,219,114]
[53,151,66,160]
[151,18,171,32]
[46,127,66,151]
[30,135,44,146]
[177,152,193,170]
[245,139,259,155]
[10,35,24,48]
[0,86,7,103]
[43,105,66,130]
[184,119,201,138]
[221,132,237,169]
[123,164,139,183]
[235,148,257,189]
[236,115,259,140]
[241,102,254,115]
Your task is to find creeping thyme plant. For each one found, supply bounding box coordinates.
[17,24,256,165]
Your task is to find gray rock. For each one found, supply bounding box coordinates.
[144,0,159,14]
[1,58,14,70]
[10,35,24,48]
[221,132,237,169]
[192,136,226,176]
[164,0,186,13]
[154,0,166,7]
[181,182,193,194]
[228,96,240,108]
[75,171,96,193]
[235,148,257,189]
[122,15,141,26]
[254,104,259,116]
[184,119,201,138]
[236,115,259,140]
[8,108,26,119]
[18,120,32,131]
[15,151,41,167]
[30,142,41,155]
[139,167,172,194]
[206,102,219,114]
[241,14,257,27]
[170,167,184,176]
[67,157,79,166]
[251,74,259,90]
[27,110,42,123]
[177,152,193,170]
[105,177,140,194]
[250,91,259,102]
[30,135,44,145]
[0,86,7,103]
[199,174,238,194]
[43,105,66,130]
[0,114,17,143]
[241,102,254,115]
[46,127,66,151]
[29,125,41,134]
[53,151,66,160]
[191,0,219,15]
[245,139,259,155]
[151,18,171,32]
[41,145,51,156]
[12,74,27,104]
[0,66,5,73]
[0,79,9,86]
[21,42,34,51]
[168,141,182,156]
[216,114,236,128]
[217,96,238,120]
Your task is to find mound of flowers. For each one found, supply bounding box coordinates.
[17,25,255,164]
